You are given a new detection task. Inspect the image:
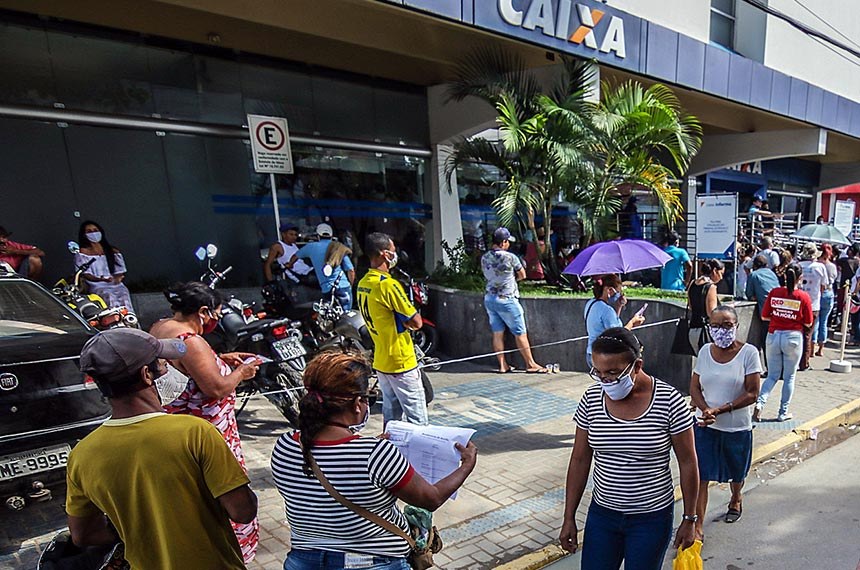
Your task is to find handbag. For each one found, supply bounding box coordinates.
[671,300,697,356]
[308,455,442,570]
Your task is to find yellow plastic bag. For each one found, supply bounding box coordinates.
[672,540,703,570]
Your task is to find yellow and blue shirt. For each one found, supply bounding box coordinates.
[356,268,418,374]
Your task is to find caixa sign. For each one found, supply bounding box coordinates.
[498,0,626,58]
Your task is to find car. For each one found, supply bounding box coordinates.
[0,266,110,510]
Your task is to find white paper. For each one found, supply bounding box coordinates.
[386,421,475,500]
[243,355,273,364]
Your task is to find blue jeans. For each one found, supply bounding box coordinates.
[757,330,803,416]
[285,549,409,570]
[324,286,353,311]
[377,368,428,426]
[581,503,674,570]
[484,294,527,335]
[813,291,834,344]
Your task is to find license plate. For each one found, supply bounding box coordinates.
[0,444,71,481]
[273,338,306,361]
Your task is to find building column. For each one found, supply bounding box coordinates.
[429,144,464,268]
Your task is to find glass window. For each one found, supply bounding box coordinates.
[710,0,736,50]
[0,24,56,105]
[0,281,87,337]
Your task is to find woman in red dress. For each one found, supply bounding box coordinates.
[150,281,261,563]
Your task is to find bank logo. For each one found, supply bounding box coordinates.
[498,0,626,58]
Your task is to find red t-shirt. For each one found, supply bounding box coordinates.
[762,287,814,333]
[0,240,36,270]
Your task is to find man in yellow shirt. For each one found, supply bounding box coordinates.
[66,329,257,569]
[356,232,427,425]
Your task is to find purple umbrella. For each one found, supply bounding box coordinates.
[563,239,672,276]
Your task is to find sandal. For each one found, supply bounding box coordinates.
[526,367,551,374]
[725,505,742,523]
[494,366,517,374]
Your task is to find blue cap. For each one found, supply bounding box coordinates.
[493,227,516,244]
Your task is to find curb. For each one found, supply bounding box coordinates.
[497,396,860,570]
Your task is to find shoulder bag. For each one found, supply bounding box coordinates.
[307,454,442,570]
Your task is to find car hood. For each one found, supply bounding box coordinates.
[0,329,94,365]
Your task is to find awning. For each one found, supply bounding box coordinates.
[822,184,860,195]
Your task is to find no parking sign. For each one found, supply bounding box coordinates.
[248,114,293,174]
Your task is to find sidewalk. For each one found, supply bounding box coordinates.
[2,343,859,569]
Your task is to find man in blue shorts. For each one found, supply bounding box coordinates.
[481,227,548,374]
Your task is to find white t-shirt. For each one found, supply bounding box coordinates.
[693,343,762,433]
[799,260,827,311]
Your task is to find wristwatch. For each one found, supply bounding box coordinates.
[682,514,698,523]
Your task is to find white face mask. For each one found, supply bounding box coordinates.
[598,363,636,401]
[153,364,189,406]
[86,231,103,243]
[385,250,398,269]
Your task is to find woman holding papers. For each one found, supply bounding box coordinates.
[559,327,699,570]
[271,350,477,570]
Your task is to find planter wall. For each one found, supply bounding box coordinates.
[429,286,761,394]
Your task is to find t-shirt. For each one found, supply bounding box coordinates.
[271,433,414,557]
[584,299,623,362]
[277,241,312,276]
[798,260,827,311]
[836,256,859,287]
[356,268,418,374]
[823,260,837,289]
[0,239,36,270]
[693,343,762,432]
[296,239,354,292]
[762,287,814,333]
[745,268,780,315]
[759,248,780,270]
[660,245,690,291]
[574,379,693,514]
[481,249,523,297]
[65,414,248,570]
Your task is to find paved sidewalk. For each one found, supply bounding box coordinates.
[2,343,859,569]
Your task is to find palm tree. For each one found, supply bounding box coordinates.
[445,48,701,271]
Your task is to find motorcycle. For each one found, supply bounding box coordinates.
[53,242,138,330]
[37,529,128,569]
[195,244,306,426]
[395,266,438,357]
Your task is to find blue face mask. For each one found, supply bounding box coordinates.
[608,292,621,304]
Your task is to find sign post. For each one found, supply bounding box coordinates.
[695,193,739,297]
[247,114,294,239]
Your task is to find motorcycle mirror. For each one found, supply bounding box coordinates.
[397,249,410,264]
[206,244,218,259]
[322,264,333,277]
[194,246,207,262]
[67,241,80,254]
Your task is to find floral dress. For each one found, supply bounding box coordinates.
[163,332,259,563]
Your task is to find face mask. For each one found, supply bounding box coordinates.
[386,250,398,269]
[608,291,621,304]
[152,363,189,406]
[349,403,370,433]
[200,312,219,335]
[599,363,636,401]
[709,326,737,349]
[86,231,102,243]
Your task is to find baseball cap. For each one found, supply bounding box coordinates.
[280,224,299,233]
[81,329,186,384]
[493,227,516,244]
[316,223,333,238]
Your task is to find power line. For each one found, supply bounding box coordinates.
[809,34,860,70]
[737,0,860,60]
[790,0,860,52]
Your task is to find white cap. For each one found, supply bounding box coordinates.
[316,223,333,238]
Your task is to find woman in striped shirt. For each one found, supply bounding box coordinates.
[559,327,699,570]
[271,351,477,570]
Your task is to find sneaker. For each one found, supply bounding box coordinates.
[777,412,794,422]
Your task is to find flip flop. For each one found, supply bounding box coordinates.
[494,366,517,374]
[725,505,742,523]
[526,367,551,374]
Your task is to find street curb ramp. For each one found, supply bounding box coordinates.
[495,396,860,570]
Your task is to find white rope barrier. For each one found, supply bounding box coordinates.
[235,318,682,403]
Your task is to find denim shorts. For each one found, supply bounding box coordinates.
[285,549,409,570]
[484,294,527,335]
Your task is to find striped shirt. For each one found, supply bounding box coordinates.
[271,432,414,557]
[574,379,694,514]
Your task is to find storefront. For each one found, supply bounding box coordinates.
[0,16,431,288]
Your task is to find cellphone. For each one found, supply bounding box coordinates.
[634,303,648,318]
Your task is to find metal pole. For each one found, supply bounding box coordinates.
[270,173,281,240]
[839,283,851,362]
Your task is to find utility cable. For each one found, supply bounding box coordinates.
[789,0,860,52]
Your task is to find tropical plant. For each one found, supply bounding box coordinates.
[445,47,702,264]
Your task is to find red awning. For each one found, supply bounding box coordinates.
[822,183,860,195]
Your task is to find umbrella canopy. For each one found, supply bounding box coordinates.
[563,239,672,276]
[792,224,851,245]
